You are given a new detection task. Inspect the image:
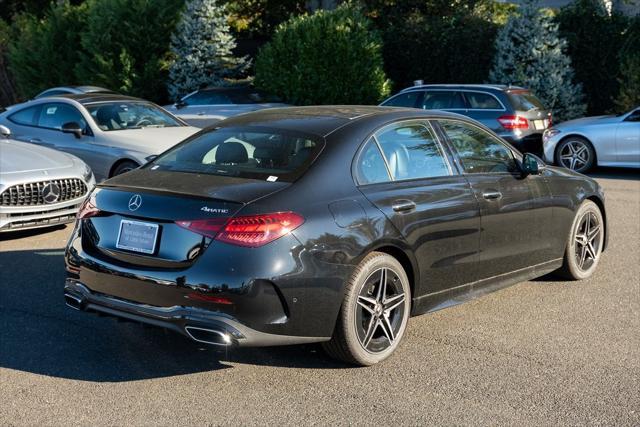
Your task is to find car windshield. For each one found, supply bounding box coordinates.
[86,102,181,131]
[149,127,323,182]
[508,91,545,111]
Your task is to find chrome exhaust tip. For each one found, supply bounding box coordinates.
[185,326,233,346]
[64,293,83,310]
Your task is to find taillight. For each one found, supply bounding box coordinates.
[77,192,100,219]
[548,113,553,128]
[176,212,305,248]
[498,115,529,130]
[176,218,227,238]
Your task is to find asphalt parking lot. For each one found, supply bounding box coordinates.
[0,169,638,426]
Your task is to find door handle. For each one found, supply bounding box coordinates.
[482,190,502,200]
[29,138,42,143]
[392,200,416,213]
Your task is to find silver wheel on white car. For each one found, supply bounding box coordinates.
[557,137,595,173]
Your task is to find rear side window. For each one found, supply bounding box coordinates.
[381,91,421,108]
[356,139,391,184]
[375,123,450,180]
[151,127,323,182]
[440,120,517,174]
[465,92,503,110]
[508,91,545,111]
[421,91,465,110]
[8,105,41,126]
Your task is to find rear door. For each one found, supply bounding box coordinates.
[355,120,481,297]
[437,119,554,278]
[420,90,466,112]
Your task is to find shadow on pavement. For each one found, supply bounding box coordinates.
[588,167,640,181]
[0,224,68,241]
[0,249,348,382]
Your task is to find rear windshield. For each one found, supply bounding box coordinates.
[508,91,545,111]
[149,127,323,182]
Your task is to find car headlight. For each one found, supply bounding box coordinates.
[82,163,94,183]
[543,129,561,143]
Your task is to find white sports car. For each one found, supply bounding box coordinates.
[543,107,640,173]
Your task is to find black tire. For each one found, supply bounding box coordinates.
[557,200,604,280]
[322,252,411,366]
[112,160,139,177]
[556,137,596,174]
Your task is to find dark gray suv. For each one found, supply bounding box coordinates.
[381,84,551,153]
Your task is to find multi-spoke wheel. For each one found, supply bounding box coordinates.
[557,200,604,280]
[556,137,595,173]
[323,252,410,365]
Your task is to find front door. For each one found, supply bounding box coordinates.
[616,109,640,164]
[355,120,481,298]
[437,119,554,279]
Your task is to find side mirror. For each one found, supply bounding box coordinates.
[521,152,545,176]
[0,124,10,139]
[61,122,83,139]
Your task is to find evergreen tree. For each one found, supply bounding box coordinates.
[168,0,249,101]
[488,0,586,121]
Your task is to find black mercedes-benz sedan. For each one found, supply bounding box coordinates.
[64,106,607,366]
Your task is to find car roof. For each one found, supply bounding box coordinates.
[399,84,528,93]
[215,105,467,138]
[51,93,148,105]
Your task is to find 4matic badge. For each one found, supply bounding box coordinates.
[201,206,229,214]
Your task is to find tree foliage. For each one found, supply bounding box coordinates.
[7,1,87,99]
[556,0,629,115]
[489,0,586,121]
[254,4,390,105]
[614,15,640,112]
[74,0,184,103]
[168,0,249,101]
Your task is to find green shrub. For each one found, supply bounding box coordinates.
[8,1,87,99]
[254,4,390,105]
[557,0,629,115]
[75,0,184,103]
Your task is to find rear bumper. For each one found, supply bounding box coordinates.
[501,132,543,154]
[64,279,329,347]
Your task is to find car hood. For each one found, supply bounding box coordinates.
[555,115,620,129]
[0,139,77,173]
[100,126,200,153]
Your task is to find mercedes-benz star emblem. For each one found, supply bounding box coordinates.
[41,182,60,204]
[128,194,142,211]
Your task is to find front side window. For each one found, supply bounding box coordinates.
[374,123,450,180]
[465,92,503,110]
[37,103,87,130]
[150,127,322,182]
[86,102,182,131]
[421,91,466,110]
[440,120,517,174]
[381,91,421,108]
[8,105,41,126]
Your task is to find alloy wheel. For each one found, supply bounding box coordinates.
[574,211,602,271]
[355,267,407,353]
[559,140,590,171]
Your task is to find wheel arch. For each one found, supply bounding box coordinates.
[109,158,140,178]
[368,244,418,307]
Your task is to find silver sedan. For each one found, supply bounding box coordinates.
[0,125,95,232]
[543,107,640,173]
[0,94,200,181]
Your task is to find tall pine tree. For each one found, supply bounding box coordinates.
[167,0,249,101]
[488,0,586,122]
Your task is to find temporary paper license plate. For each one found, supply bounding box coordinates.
[116,219,159,254]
